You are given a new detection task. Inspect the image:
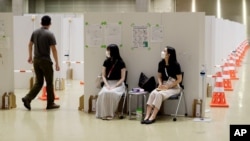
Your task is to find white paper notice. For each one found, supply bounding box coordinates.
[151,26,163,42]
[104,23,121,46]
[86,24,104,47]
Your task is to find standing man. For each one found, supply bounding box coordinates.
[22,15,60,110]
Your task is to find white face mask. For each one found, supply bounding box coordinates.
[106,51,110,58]
[161,51,166,59]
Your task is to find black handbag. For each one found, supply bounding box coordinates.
[138,72,156,92]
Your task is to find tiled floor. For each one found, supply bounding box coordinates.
[1,52,250,141]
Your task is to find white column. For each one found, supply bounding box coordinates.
[36,0,45,13]
[152,0,174,12]
[135,0,151,12]
[12,0,28,15]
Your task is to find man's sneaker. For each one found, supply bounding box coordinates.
[22,98,31,110]
[46,103,60,110]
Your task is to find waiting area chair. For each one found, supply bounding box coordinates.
[117,71,128,119]
[161,72,188,121]
[93,71,128,119]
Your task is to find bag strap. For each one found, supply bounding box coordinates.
[164,67,168,77]
[107,60,118,78]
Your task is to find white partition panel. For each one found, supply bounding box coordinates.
[120,13,163,112]
[121,12,162,91]
[83,13,125,112]
[0,13,14,106]
[14,15,61,89]
[234,22,247,48]
[61,17,84,80]
[214,19,223,69]
[83,12,165,113]
[84,12,206,116]
[13,15,83,89]
[205,16,216,85]
[205,17,246,85]
[161,13,206,116]
[13,16,34,89]
[209,18,246,76]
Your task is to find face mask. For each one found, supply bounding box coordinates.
[161,51,166,59]
[106,51,110,58]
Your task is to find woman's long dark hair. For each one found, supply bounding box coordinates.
[161,46,178,66]
[167,46,178,65]
[107,44,123,61]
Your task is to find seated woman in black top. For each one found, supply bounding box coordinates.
[142,46,182,124]
[96,44,126,120]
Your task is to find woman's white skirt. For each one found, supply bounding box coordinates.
[96,80,125,118]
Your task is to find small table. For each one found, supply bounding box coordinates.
[128,91,149,120]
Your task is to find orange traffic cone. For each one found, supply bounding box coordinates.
[229,51,241,68]
[39,86,59,100]
[240,40,249,57]
[227,61,239,80]
[235,57,242,67]
[80,80,84,85]
[222,64,233,91]
[235,40,249,62]
[39,86,47,100]
[234,50,242,67]
[210,71,229,107]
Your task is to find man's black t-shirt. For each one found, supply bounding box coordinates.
[158,60,181,81]
[103,59,126,80]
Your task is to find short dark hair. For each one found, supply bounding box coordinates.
[41,15,51,26]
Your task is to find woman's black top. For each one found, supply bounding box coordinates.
[103,59,126,80]
[158,60,181,81]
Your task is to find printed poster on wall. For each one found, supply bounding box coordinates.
[132,25,148,48]
[151,25,164,42]
[85,24,104,47]
[104,23,122,47]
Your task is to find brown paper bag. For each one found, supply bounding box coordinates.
[9,92,16,108]
[78,95,84,111]
[88,95,98,113]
